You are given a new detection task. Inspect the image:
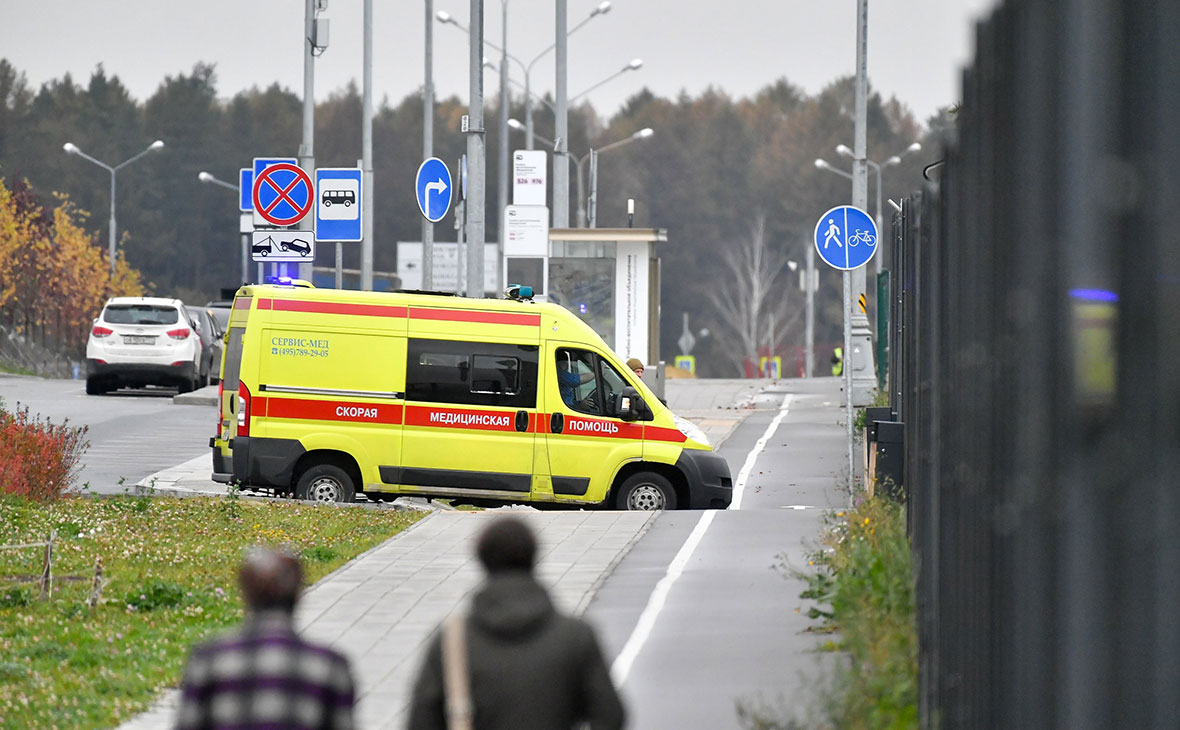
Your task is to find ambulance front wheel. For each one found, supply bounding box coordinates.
[295,464,357,503]
[615,472,677,511]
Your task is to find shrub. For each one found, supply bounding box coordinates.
[123,579,187,611]
[302,545,337,563]
[0,399,89,500]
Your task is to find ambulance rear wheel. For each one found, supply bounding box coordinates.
[615,472,676,511]
[295,464,357,503]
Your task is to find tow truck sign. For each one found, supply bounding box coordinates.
[251,230,315,262]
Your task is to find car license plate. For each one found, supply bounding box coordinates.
[124,335,154,345]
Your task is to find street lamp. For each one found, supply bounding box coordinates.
[490,57,643,116]
[63,139,164,275]
[835,142,922,270]
[570,58,643,104]
[509,121,652,227]
[584,127,652,228]
[438,1,610,151]
[197,171,251,285]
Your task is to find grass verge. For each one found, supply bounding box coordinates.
[806,495,917,729]
[0,494,424,729]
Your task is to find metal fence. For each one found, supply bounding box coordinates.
[886,0,1180,727]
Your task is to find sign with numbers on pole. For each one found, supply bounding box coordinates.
[314,167,363,242]
[813,204,878,270]
[415,157,453,223]
[512,150,547,205]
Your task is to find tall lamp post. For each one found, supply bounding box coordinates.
[826,141,921,272]
[510,123,652,228]
[437,1,610,151]
[63,139,165,275]
[585,127,652,228]
[197,171,250,285]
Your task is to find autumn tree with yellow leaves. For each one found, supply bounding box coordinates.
[0,178,146,361]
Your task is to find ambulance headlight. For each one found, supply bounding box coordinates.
[673,414,710,446]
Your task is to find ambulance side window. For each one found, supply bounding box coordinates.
[555,348,600,415]
[406,339,538,408]
[598,360,628,416]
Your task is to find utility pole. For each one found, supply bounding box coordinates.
[361,0,374,290]
[466,0,486,297]
[849,0,876,407]
[497,0,508,293]
[423,0,435,290]
[553,0,569,228]
[805,242,815,378]
[298,0,318,283]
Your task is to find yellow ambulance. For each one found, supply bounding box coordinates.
[210,282,732,510]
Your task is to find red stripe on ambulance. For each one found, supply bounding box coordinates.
[409,308,541,327]
[547,415,644,440]
[643,425,688,443]
[405,405,518,432]
[257,396,404,425]
[258,298,408,318]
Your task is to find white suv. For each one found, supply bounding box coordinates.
[85,297,203,395]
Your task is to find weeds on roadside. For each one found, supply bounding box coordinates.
[0,397,89,500]
[791,496,918,729]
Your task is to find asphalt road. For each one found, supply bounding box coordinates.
[0,375,215,494]
[586,377,849,729]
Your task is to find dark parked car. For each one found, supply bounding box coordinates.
[204,300,231,333]
[186,306,224,387]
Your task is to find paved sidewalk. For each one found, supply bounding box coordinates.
[117,378,769,729]
[115,510,655,730]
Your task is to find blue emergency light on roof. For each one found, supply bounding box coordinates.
[266,276,294,286]
[505,284,534,301]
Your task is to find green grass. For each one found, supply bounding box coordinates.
[0,362,35,377]
[0,494,424,729]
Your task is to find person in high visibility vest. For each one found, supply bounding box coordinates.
[831,346,843,377]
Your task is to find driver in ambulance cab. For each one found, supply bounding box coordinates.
[557,360,594,407]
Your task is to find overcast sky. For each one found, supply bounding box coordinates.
[2,0,996,128]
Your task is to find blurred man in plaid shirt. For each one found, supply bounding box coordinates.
[174,547,356,730]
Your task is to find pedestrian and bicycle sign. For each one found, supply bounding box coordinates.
[415,157,453,223]
[252,159,312,227]
[314,168,363,242]
[813,205,877,270]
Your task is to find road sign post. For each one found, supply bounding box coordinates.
[415,157,453,224]
[814,204,878,503]
[252,162,314,228]
[314,168,363,242]
[251,230,315,263]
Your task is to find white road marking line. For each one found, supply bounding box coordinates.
[730,393,792,510]
[609,392,792,686]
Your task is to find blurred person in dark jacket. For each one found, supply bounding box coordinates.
[174,547,356,730]
[407,516,625,730]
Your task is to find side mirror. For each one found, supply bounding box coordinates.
[615,387,644,422]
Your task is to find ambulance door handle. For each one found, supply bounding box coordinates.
[550,412,563,434]
[515,410,528,432]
